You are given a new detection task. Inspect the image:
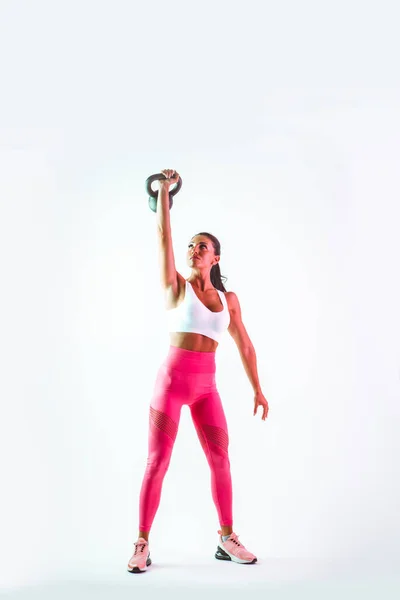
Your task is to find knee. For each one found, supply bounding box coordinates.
[209,449,231,472]
[145,450,172,475]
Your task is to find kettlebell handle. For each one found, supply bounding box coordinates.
[146,173,183,212]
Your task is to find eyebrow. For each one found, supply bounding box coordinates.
[189,241,208,245]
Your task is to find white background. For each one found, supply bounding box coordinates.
[0,0,399,594]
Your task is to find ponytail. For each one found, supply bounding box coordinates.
[211,262,228,292]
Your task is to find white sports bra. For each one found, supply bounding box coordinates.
[166,280,230,343]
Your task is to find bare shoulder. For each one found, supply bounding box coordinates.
[224,290,239,314]
[224,292,237,304]
[224,290,232,306]
[224,290,236,306]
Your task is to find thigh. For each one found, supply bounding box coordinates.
[149,364,186,444]
[189,389,229,453]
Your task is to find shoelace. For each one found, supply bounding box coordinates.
[134,542,147,555]
[226,533,243,547]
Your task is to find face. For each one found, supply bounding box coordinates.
[187,236,220,270]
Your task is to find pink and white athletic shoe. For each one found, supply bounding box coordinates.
[215,530,257,564]
[127,537,152,573]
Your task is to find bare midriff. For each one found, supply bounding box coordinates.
[169,332,218,353]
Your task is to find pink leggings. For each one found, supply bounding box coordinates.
[139,345,233,532]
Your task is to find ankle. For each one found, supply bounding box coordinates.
[138,531,149,542]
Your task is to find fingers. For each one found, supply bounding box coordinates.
[254,404,269,420]
[162,168,178,181]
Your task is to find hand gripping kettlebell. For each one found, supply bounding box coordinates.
[146,173,183,212]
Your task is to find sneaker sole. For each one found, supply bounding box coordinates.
[127,554,152,573]
[215,545,257,564]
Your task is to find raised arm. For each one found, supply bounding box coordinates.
[156,170,180,301]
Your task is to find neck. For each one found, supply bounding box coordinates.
[187,275,213,291]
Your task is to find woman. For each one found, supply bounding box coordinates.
[127,169,269,573]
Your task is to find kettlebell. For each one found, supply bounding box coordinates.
[146,173,183,212]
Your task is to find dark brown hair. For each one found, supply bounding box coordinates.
[193,231,228,292]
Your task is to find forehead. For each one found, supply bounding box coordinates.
[190,237,210,245]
